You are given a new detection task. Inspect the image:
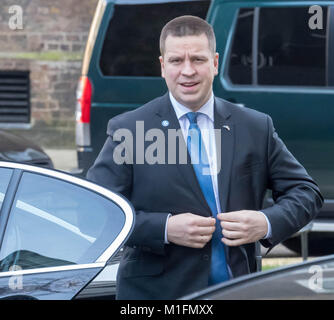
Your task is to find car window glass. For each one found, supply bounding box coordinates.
[208,258,334,300]
[99,0,211,76]
[0,168,13,211]
[0,172,126,272]
[228,7,329,86]
[258,7,328,86]
[227,8,254,84]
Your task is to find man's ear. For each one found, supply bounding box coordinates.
[159,56,165,78]
[214,52,219,76]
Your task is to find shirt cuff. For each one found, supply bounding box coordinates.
[164,213,172,244]
[259,211,272,239]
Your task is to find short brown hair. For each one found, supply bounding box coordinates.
[159,15,216,56]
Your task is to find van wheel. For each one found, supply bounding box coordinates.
[283,233,334,256]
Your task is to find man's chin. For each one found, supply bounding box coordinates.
[182,99,207,111]
[175,95,203,110]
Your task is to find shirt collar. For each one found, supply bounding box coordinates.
[169,91,214,122]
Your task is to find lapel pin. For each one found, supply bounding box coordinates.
[223,125,230,131]
[162,120,169,127]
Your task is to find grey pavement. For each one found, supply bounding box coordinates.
[261,243,298,258]
[45,149,78,172]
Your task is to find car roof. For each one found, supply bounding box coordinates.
[180,253,334,299]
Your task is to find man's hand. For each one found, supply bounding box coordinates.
[217,210,268,246]
[167,213,216,248]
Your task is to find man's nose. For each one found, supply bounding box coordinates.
[181,60,196,77]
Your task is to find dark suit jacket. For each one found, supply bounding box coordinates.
[87,93,323,299]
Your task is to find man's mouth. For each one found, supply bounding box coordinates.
[180,82,199,88]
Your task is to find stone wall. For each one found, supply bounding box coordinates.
[0,0,99,148]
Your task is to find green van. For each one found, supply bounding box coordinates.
[76,0,334,255]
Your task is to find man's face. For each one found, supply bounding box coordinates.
[159,34,218,111]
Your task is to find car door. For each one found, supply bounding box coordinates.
[0,161,134,300]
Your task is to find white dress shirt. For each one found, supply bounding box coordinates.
[164,92,272,244]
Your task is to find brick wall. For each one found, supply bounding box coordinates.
[0,0,97,52]
[0,0,99,148]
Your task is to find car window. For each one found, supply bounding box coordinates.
[228,6,329,86]
[0,168,13,211]
[201,258,334,300]
[0,172,126,272]
[99,0,211,77]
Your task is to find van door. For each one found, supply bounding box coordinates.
[211,2,334,202]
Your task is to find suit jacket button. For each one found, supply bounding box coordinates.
[203,254,209,261]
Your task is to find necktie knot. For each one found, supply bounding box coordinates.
[186,112,198,124]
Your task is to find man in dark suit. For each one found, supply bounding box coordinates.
[87,15,323,299]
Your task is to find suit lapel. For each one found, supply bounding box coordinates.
[214,97,235,213]
[154,93,211,215]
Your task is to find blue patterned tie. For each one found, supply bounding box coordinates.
[186,112,229,285]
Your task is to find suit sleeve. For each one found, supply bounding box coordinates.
[260,115,323,247]
[86,117,169,255]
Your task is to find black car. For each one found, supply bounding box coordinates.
[0,130,53,168]
[181,255,334,300]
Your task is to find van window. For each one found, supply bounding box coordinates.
[228,6,329,87]
[228,9,254,85]
[258,7,328,86]
[99,0,211,77]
